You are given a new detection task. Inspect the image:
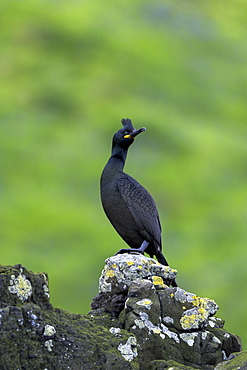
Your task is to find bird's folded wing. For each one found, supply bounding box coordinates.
[118,173,161,245]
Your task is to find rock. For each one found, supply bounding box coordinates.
[91,254,242,370]
[91,253,177,317]
[214,351,247,369]
[0,258,244,369]
[157,286,219,331]
[0,264,51,310]
[148,359,203,369]
[0,264,139,370]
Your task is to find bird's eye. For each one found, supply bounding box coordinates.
[124,131,129,135]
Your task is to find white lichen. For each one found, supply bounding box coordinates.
[100,281,112,293]
[109,327,121,335]
[27,311,40,328]
[137,312,179,343]
[180,332,198,347]
[201,331,209,340]
[45,339,54,352]
[134,319,145,329]
[208,317,223,328]
[162,316,174,325]
[213,336,221,344]
[161,324,180,343]
[42,274,50,298]
[174,288,192,303]
[8,271,32,302]
[118,336,138,362]
[44,324,56,337]
[222,350,233,361]
[43,284,50,298]
[139,312,159,333]
[208,320,216,327]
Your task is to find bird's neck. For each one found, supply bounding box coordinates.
[107,145,128,172]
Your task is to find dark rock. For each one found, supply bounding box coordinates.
[214,351,247,369]
[148,359,203,369]
[0,257,244,369]
[0,264,139,370]
[0,264,51,310]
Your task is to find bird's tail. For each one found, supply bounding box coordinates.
[156,250,169,266]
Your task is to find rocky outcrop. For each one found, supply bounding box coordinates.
[91,254,242,369]
[0,264,139,370]
[0,258,244,369]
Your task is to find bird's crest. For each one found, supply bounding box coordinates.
[121,118,135,130]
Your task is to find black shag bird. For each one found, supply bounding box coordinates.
[100,118,172,268]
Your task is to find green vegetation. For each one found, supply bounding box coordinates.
[1,0,246,348]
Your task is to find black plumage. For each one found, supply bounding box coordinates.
[100,118,171,268]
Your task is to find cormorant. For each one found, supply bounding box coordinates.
[100,118,173,270]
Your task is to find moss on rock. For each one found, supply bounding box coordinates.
[0,259,244,369]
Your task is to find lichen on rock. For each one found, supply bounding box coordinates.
[8,268,32,302]
[0,265,52,310]
[179,291,219,330]
[98,253,177,294]
[91,254,243,369]
[43,324,56,337]
[91,254,177,317]
[118,336,138,362]
[0,258,244,370]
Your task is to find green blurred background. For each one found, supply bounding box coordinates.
[1,0,246,348]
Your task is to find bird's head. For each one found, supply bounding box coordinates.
[112,118,146,149]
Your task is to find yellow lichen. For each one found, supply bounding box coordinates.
[180,296,214,330]
[136,299,153,308]
[127,261,134,266]
[106,269,115,278]
[180,314,198,330]
[192,297,209,320]
[193,296,205,308]
[153,328,161,334]
[152,276,165,288]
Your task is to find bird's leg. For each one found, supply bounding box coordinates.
[115,240,150,256]
[138,240,149,252]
